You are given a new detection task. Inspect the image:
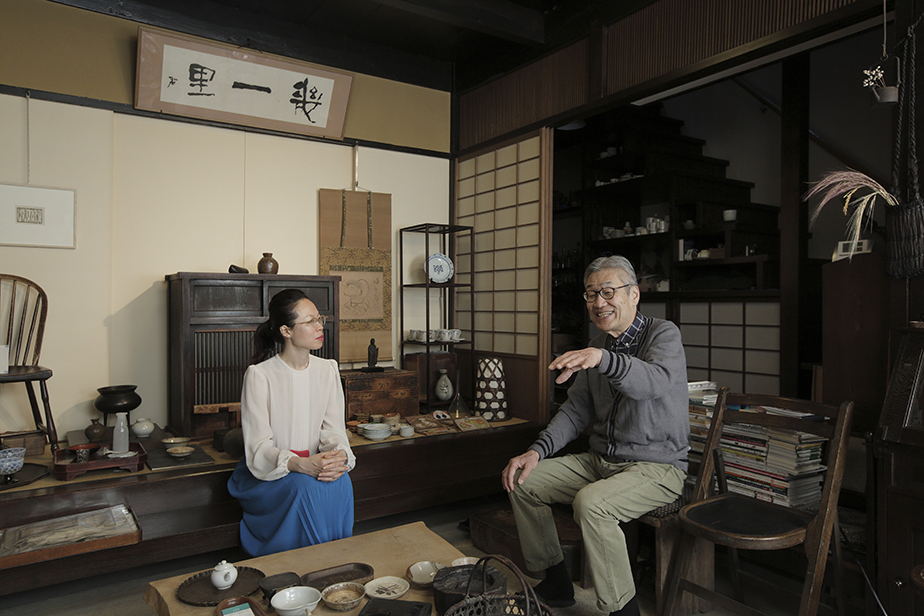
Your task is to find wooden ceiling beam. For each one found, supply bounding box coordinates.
[376,0,545,45]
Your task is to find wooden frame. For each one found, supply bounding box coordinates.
[135,27,352,140]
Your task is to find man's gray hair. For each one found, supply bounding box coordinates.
[583,255,638,287]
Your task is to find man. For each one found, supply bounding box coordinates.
[502,255,690,616]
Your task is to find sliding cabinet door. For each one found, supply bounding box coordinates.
[454,130,553,424]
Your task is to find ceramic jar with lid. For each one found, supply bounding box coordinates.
[131,417,155,438]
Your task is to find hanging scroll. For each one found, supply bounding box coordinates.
[319,189,392,363]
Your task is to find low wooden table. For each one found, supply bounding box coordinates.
[144,521,466,616]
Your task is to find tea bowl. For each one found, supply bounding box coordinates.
[272,585,321,616]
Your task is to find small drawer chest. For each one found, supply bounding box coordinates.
[340,369,418,420]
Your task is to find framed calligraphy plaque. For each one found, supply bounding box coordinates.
[0,183,75,249]
[135,27,352,140]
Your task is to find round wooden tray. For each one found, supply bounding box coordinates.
[176,566,265,606]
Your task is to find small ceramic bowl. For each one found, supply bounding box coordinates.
[167,446,194,458]
[451,557,480,567]
[0,447,26,459]
[406,561,444,587]
[271,585,322,616]
[0,456,24,475]
[362,423,391,441]
[321,582,364,612]
[162,437,191,449]
[69,443,101,463]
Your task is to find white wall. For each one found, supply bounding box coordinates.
[0,93,449,438]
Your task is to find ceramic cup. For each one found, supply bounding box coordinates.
[399,425,415,437]
[602,226,616,239]
[429,329,440,342]
[450,329,462,341]
[438,329,453,341]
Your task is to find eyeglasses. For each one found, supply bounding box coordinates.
[294,315,327,328]
[583,283,632,302]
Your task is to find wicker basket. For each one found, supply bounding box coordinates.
[443,555,554,616]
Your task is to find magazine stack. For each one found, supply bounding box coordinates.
[722,406,828,509]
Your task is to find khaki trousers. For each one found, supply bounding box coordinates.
[508,451,685,611]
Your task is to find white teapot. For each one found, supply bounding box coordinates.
[211,560,238,590]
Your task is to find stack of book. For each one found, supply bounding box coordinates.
[685,390,829,509]
[721,406,828,509]
[687,382,718,466]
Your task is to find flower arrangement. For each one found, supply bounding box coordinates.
[805,169,898,260]
[863,65,887,89]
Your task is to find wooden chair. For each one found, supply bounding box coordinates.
[664,388,853,616]
[0,275,58,451]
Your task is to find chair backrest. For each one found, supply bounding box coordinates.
[692,388,854,518]
[0,275,48,367]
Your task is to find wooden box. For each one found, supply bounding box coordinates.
[0,504,141,570]
[0,430,45,456]
[341,369,418,420]
[403,352,458,403]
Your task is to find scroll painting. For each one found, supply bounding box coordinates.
[319,189,392,363]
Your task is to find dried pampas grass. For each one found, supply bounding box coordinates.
[804,169,897,259]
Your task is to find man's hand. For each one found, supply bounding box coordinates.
[502,450,540,492]
[548,347,604,384]
[288,449,349,482]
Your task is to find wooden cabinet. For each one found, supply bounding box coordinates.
[340,368,418,420]
[876,327,924,615]
[165,272,340,437]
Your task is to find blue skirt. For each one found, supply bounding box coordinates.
[228,459,354,557]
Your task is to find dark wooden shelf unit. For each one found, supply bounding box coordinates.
[165,272,340,438]
[399,223,474,411]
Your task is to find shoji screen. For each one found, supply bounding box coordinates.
[454,130,553,423]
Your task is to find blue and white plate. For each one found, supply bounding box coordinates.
[426,253,454,283]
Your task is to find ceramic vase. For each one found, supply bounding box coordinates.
[94,385,142,417]
[475,358,508,421]
[131,417,155,438]
[257,252,279,274]
[112,412,130,453]
[84,418,107,443]
[435,369,454,401]
[223,428,245,458]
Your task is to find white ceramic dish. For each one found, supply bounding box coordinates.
[451,557,480,567]
[406,561,445,587]
[365,575,409,599]
[167,446,194,458]
[272,585,322,616]
[362,423,391,441]
[426,253,454,283]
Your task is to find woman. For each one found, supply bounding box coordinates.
[228,289,355,556]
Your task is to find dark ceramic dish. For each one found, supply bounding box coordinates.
[259,571,301,601]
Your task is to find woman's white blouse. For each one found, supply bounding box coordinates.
[241,354,356,481]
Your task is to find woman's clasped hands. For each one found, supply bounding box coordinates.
[288,449,349,481]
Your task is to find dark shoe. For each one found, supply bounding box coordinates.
[608,595,640,616]
[533,577,575,608]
